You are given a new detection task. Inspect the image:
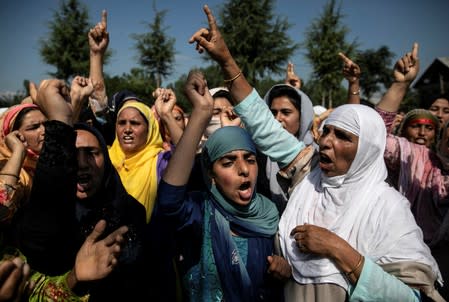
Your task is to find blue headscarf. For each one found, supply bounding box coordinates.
[200,126,279,301]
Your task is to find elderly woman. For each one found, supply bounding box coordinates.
[189,5,444,301]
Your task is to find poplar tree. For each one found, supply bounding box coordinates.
[215,0,297,86]
[40,0,92,81]
[303,0,357,108]
[132,4,175,88]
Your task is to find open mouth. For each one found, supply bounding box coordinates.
[239,181,251,191]
[319,153,332,164]
[77,174,91,185]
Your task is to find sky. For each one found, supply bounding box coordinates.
[1,0,449,95]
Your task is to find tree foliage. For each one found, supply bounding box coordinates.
[303,0,358,108]
[214,0,297,86]
[40,0,92,81]
[356,46,395,101]
[132,3,176,88]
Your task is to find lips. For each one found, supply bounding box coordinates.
[77,174,91,192]
[319,152,332,163]
[238,181,252,201]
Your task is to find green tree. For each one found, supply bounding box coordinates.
[40,0,93,81]
[213,0,297,86]
[132,3,176,88]
[357,46,395,101]
[303,0,358,108]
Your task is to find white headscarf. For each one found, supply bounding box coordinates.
[279,104,441,290]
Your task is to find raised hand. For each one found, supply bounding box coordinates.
[88,10,109,55]
[338,52,361,84]
[35,79,73,125]
[184,70,214,113]
[285,62,301,89]
[154,88,177,118]
[393,42,419,84]
[72,220,128,282]
[188,5,232,65]
[70,76,94,123]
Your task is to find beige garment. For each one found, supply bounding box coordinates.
[282,261,445,302]
[284,281,347,302]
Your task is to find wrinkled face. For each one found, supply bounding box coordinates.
[403,122,436,148]
[318,125,359,177]
[173,110,185,130]
[75,130,105,199]
[270,96,301,136]
[211,150,258,206]
[213,97,232,117]
[17,110,47,154]
[429,98,449,128]
[116,107,149,156]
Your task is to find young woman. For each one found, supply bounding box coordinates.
[157,71,289,301]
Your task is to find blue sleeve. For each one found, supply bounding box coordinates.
[157,179,204,231]
[349,257,421,301]
[233,89,304,168]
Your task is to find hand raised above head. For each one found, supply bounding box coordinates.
[393,42,419,84]
[338,52,361,84]
[285,62,302,89]
[154,88,177,117]
[189,5,233,65]
[89,10,109,55]
[35,79,73,125]
[184,70,213,113]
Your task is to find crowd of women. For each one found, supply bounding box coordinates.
[0,4,448,302]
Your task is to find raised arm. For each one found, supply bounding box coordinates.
[377,43,419,113]
[162,71,213,186]
[189,5,252,103]
[153,88,184,146]
[338,52,361,104]
[285,62,301,90]
[88,10,109,112]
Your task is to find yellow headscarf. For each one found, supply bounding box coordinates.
[108,100,164,222]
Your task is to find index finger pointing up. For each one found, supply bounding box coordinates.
[338,52,352,65]
[203,5,217,31]
[101,10,108,30]
[411,42,419,60]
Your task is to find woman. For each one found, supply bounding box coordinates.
[108,99,169,222]
[0,103,46,203]
[189,6,444,300]
[158,70,288,301]
[261,84,315,213]
[395,108,439,149]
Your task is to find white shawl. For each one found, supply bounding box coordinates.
[279,104,442,290]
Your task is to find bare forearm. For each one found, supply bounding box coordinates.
[163,110,211,186]
[160,114,183,145]
[89,53,107,108]
[220,59,252,105]
[377,82,410,112]
[347,81,361,104]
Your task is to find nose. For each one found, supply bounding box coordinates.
[237,159,249,176]
[77,150,89,169]
[418,125,427,136]
[275,112,282,122]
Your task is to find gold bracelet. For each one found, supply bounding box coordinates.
[350,89,360,95]
[345,255,364,277]
[223,70,242,84]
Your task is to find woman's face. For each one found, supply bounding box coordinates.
[75,130,105,199]
[173,109,185,131]
[116,107,149,156]
[270,96,301,136]
[318,125,359,177]
[403,122,436,148]
[211,150,258,206]
[17,110,47,154]
[213,97,232,118]
[438,125,449,159]
[429,98,449,128]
